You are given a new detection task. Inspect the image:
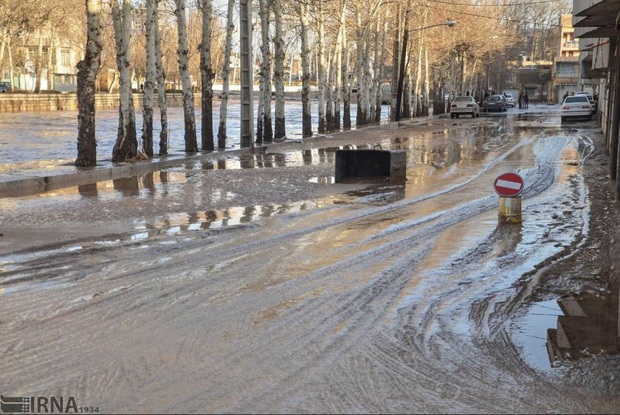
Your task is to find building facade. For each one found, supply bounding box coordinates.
[1,28,80,93]
[550,14,582,103]
[572,0,620,185]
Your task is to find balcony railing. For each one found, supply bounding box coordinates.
[562,40,580,49]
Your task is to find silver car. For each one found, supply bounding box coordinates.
[450,96,480,119]
[504,93,515,108]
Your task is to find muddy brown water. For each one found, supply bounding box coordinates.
[1,110,619,413]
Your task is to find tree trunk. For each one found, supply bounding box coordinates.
[142,0,157,158]
[153,0,168,155]
[8,36,14,91]
[256,61,264,145]
[355,14,366,127]
[47,28,56,92]
[414,34,423,116]
[334,5,344,131]
[0,29,5,74]
[75,0,102,167]
[273,0,286,140]
[317,0,326,133]
[174,0,198,153]
[341,3,351,130]
[34,33,43,93]
[374,19,387,123]
[390,6,401,121]
[299,2,312,138]
[257,0,271,144]
[395,11,410,122]
[112,0,138,162]
[403,76,411,119]
[424,46,430,115]
[326,48,335,132]
[217,0,234,149]
[200,0,214,151]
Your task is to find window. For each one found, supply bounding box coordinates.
[556,62,577,78]
[61,49,70,67]
[565,96,588,104]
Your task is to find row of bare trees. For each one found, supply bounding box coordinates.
[3,0,572,167]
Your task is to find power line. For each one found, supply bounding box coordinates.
[430,0,565,6]
[423,4,564,27]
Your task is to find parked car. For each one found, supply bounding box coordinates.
[561,95,593,122]
[504,93,515,108]
[0,82,10,93]
[575,91,596,114]
[450,96,480,118]
[482,94,507,112]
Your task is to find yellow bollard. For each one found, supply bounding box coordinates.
[498,196,522,224]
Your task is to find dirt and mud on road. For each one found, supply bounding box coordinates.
[1,106,619,413]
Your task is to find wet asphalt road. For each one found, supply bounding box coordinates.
[1,105,619,413]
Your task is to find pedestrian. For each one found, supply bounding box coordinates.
[524,92,529,109]
[518,92,523,109]
[562,91,569,102]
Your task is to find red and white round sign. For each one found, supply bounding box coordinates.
[494,172,524,197]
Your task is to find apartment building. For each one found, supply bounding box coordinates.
[550,14,582,102]
[1,28,80,93]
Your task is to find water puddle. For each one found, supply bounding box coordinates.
[512,288,620,372]
[77,171,187,199]
[309,176,336,184]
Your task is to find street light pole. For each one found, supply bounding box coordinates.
[393,20,456,121]
[489,35,498,94]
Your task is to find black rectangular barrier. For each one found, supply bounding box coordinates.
[335,149,406,184]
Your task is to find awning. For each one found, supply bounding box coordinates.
[574,0,620,38]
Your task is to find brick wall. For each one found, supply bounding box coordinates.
[0,93,191,112]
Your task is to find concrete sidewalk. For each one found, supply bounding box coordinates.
[0,148,249,198]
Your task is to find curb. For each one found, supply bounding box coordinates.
[0,153,223,199]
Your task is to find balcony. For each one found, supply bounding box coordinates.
[555,56,580,63]
[562,40,580,50]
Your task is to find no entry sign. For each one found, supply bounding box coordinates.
[494,172,524,197]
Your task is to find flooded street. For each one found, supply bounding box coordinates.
[1,106,619,413]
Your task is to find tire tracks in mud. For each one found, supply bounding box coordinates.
[0,130,598,412]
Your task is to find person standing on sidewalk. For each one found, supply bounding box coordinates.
[524,92,529,109]
[518,92,523,109]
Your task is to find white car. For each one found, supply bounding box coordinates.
[561,95,593,122]
[504,94,515,108]
[575,91,596,114]
[450,96,480,118]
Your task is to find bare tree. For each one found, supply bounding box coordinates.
[111,0,138,162]
[217,0,234,149]
[154,0,169,155]
[174,0,198,152]
[142,0,158,158]
[75,0,102,167]
[272,0,286,140]
[298,0,312,138]
[199,0,214,151]
[257,0,273,144]
[315,0,326,133]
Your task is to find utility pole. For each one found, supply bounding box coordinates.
[240,0,254,148]
[395,12,409,121]
[390,6,401,122]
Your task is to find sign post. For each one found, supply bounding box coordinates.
[494,172,524,224]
